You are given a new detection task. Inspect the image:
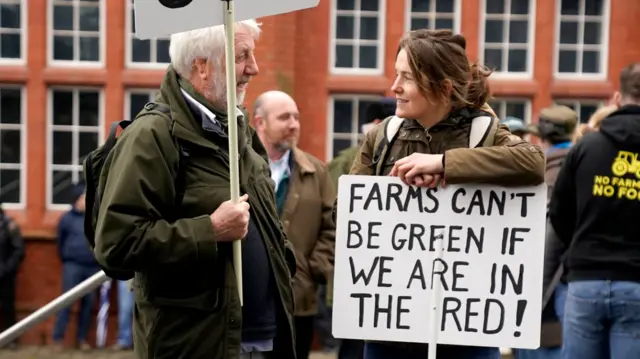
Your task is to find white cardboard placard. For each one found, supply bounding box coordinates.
[133,0,320,39]
[331,175,547,350]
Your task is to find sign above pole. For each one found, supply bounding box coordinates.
[133,0,321,39]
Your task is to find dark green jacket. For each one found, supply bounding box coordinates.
[94,66,297,359]
[327,146,360,190]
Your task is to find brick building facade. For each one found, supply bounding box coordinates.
[1,0,638,346]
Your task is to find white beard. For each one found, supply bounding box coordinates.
[211,67,246,112]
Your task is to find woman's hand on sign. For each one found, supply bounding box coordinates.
[390,153,445,188]
[410,173,443,188]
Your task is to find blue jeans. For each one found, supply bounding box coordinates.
[52,262,99,343]
[513,283,568,359]
[562,280,640,359]
[117,280,134,347]
[363,342,500,359]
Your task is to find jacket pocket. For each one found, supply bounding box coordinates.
[148,303,226,359]
[150,288,222,312]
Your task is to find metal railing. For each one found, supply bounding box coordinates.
[0,271,110,348]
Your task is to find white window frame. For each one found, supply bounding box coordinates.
[125,0,170,69]
[47,0,106,68]
[124,89,160,119]
[0,0,27,65]
[488,97,533,124]
[553,0,611,80]
[554,98,606,123]
[46,87,104,210]
[0,86,27,209]
[329,0,387,76]
[479,0,536,79]
[326,94,383,161]
[404,0,462,33]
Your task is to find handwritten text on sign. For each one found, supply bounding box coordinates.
[331,176,546,349]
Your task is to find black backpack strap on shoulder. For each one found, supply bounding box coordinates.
[103,120,133,157]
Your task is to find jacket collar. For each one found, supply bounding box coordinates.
[292,147,315,174]
[158,66,250,153]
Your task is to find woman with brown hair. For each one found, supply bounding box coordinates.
[347,29,546,359]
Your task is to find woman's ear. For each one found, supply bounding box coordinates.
[439,79,453,103]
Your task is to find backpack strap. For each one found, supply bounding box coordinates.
[137,102,189,209]
[371,116,404,176]
[469,115,499,148]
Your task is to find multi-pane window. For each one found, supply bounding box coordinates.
[50,0,102,63]
[48,88,102,207]
[407,0,458,32]
[556,0,609,76]
[0,87,24,206]
[554,99,605,123]
[0,0,23,61]
[125,90,159,121]
[328,95,382,160]
[488,98,531,123]
[481,0,534,75]
[331,0,385,73]
[127,0,170,67]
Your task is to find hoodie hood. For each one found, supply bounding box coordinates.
[599,105,640,148]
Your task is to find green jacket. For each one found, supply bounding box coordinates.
[327,146,360,190]
[94,66,297,359]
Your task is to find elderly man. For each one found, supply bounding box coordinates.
[253,91,336,359]
[92,21,296,359]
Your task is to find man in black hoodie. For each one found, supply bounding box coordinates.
[549,62,640,359]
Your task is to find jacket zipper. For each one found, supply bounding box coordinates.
[424,128,433,153]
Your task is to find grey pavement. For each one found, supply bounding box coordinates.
[0,347,338,359]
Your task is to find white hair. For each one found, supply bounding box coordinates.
[169,20,261,78]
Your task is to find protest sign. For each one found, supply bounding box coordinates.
[133,0,320,39]
[331,175,547,350]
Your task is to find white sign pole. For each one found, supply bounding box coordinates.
[428,230,444,359]
[221,0,243,306]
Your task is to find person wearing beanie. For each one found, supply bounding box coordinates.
[500,116,529,138]
[52,182,100,351]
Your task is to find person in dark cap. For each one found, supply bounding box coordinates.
[512,105,577,359]
[52,182,100,352]
[500,116,529,139]
[527,105,578,202]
